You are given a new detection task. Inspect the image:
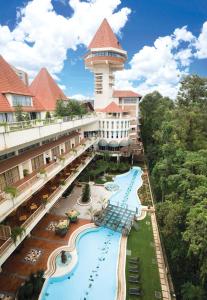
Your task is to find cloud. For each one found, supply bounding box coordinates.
[70,94,93,101]
[195,21,207,59]
[0,0,131,79]
[115,24,207,99]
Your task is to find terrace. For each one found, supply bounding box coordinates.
[0,114,99,151]
[0,152,94,268]
[0,137,97,221]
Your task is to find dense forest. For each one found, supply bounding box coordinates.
[140,75,207,300]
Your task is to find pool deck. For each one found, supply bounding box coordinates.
[0,214,90,295]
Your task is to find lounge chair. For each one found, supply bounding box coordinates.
[129,265,139,270]
[129,257,139,262]
[129,269,139,273]
[129,262,139,267]
[128,290,141,296]
[128,279,139,283]
[129,287,141,292]
[129,275,140,280]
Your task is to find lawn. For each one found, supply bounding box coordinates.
[126,214,161,300]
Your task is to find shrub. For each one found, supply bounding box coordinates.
[81,183,90,203]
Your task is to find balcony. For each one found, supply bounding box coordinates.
[0,152,95,268]
[0,115,99,151]
[0,138,98,222]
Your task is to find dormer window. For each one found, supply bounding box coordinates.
[12,94,32,106]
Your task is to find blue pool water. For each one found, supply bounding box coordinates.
[110,166,143,214]
[41,227,121,300]
[41,167,142,300]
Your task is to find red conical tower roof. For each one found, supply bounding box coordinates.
[88,19,122,50]
[30,68,68,111]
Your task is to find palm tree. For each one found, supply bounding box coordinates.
[86,205,95,221]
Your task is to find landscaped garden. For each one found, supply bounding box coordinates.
[77,156,131,184]
[126,214,161,300]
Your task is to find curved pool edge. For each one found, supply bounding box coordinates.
[39,223,97,300]
[39,223,126,300]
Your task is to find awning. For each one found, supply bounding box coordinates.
[108,140,119,147]
[119,139,129,147]
[99,139,108,147]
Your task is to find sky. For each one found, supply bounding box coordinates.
[0,0,206,99]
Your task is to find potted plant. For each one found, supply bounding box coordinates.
[65,210,80,223]
[72,149,78,155]
[10,226,26,244]
[0,122,7,133]
[55,220,69,237]
[59,156,65,165]
[37,168,47,178]
[60,178,65,186]
[4,186,18,200]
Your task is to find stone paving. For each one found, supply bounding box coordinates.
[50,183,112,219]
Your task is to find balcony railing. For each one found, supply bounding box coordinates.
[0,113,96,133]
[0,154,94,264]
[0,138,98,221]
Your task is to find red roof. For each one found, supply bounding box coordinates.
[99,101,123,113]
[113,90,142,98]
[88,19,122,50]
[0,55,43,112]
[30,68,68,111]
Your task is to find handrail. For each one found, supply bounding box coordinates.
[0,114,97,133]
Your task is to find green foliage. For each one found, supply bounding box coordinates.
[11,226,26,243]
[140,75,207,297]
[81,183,90,203]
[15,104,30,122]
[17,270,45,300]
[45,111,51,119]
[4,186,18,198]
[55,99,87,117]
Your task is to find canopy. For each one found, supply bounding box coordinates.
[108,140,119,147]
[99,139,108,147]
[119,139,129,147]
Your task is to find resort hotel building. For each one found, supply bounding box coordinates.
[0,18,172,300]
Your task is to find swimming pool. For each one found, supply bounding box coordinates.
[41,227,121,300]
[41,166,143,300]
[109,166,143,214]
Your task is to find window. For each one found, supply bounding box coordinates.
[107,131,109,138]
[123,98,137,104]
[116,131,119,138]
[111,121,114,129]
[12,95,32,106]
[116,121,119,129]
[32,155,44,171]
[102,121,105,128]
[0,167,20,192]
[121,121,123,129]
[111,131,114,138]
[107,121,109,129]
[19,143,39,154]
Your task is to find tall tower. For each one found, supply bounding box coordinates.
[84,19,127,109]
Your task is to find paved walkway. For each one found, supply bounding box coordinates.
[50,183,112,219]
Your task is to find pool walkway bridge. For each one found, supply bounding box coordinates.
[94,204,136,235]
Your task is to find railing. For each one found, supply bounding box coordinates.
[0,154,95,260]
[0,138,97,220]
[0,113,97,133]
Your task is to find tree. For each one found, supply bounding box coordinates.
[181,282,205,300]
[81,183,90,203]
[15,104,29,122]
[177,75,207,108]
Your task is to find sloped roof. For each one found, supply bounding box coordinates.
[88,19,122,50]
[113,90,142,98]
[0,55,43,112]
[30,68,68,111]
[100,101,123,113]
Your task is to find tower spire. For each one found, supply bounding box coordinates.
[88,18,122,50]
